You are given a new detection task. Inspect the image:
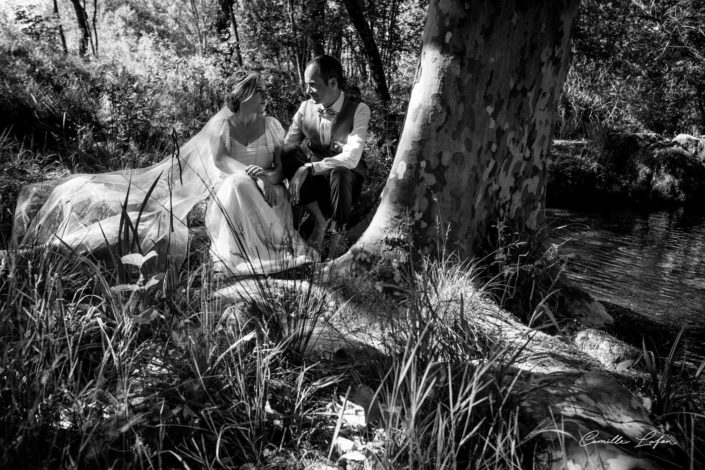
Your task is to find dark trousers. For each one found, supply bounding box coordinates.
[281,143,363,229]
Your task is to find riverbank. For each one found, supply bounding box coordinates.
[548,133,705,208]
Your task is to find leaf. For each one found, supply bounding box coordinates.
[642,396,652,412]
[121,251,158,268]
[134,309,161,324]
[111,284,140,293]
[144,272,166,290]
[132,172,163,252]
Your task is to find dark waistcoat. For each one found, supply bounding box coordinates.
[300,94,367,179]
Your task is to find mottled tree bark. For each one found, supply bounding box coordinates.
[340,0,577,267]
[340,0,391,104]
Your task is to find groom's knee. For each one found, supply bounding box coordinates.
[281,143,307,180]
[329,167,353,191]
[329,168,357,224]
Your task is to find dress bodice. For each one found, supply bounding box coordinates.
[228,133,272,168]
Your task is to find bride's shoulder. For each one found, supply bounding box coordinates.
[264,115,284,129]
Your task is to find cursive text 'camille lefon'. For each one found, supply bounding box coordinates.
[579,430,677,449]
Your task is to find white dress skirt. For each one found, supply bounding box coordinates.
[205,116,317,277]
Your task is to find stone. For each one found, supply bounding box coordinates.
[333,437,356,455]
[672,133,705,161]
[574,329,640,369]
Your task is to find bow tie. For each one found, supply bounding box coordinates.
[318,107,337,117]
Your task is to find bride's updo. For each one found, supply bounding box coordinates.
[225,71,261,113]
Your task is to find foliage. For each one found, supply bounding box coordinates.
[0,239,552,469]
[639,329,705,468]
[557,0,705,138]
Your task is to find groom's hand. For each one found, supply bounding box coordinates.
[289,167,308,205]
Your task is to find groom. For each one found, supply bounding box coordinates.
[282,55,370,256]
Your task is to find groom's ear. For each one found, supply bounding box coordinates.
[327,77,338,89]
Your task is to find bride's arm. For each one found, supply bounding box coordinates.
[260,146,283,185]
[211,120,247,174]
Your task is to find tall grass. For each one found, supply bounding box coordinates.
[0,228,551,469]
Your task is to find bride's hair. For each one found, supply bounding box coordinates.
[225,71,261,113]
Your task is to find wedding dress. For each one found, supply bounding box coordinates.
[206,115,316,276]
[12,107,316,276]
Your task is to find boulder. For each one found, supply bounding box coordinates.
[672,133,705,161]
[574,328,640,370]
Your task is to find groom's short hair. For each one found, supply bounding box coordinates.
[308,55,345,90]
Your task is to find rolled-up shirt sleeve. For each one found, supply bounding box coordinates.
[284,103,306,145]
[312,102,370,173]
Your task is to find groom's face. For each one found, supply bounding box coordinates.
[304,64,338,106]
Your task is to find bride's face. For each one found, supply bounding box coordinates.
[238,77,268,116]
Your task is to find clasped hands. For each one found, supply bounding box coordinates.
[246,164,310,206]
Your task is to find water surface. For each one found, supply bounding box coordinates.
[547,208,705,336]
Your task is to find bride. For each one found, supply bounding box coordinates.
[12,70,317,278]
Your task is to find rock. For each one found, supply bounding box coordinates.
[337,451,366,470]
[574,329,640,369]
[333,436,356,455]
[672,133,705,161]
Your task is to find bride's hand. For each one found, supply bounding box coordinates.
[258,179,278,206]
[246,165,265,178]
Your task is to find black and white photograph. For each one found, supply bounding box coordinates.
[0,0,703,468]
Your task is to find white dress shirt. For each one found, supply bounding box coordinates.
[285,92,371,174]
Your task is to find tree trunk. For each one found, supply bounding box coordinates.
[340,0,391,104]
[188,0,205,54]
[53,0,68,54]
[92,0,98,54]
[68,0,91,56]
[382,0,399,69]
[217,0,244,66]
[308,0,326,57]
[287,0,306,89]
[229,1,244,66]
[341,0,577,267]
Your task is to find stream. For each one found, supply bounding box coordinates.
[547,207,705,356]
